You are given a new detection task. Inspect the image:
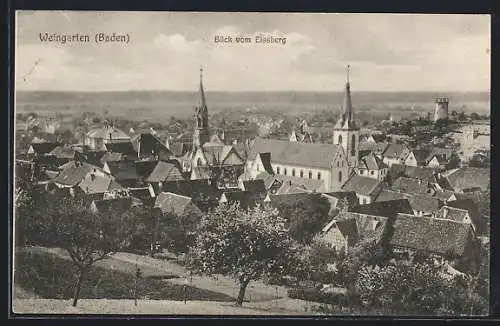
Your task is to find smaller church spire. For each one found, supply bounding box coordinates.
[346,64,350,84]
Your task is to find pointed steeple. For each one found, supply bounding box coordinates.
[199,66,206,108]
[335,65,357,129]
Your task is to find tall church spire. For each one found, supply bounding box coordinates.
[335,65,356,129]
[199,66,206,108]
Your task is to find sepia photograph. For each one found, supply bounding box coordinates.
[12,11,491,316]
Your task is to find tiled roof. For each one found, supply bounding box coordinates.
[133,133,174,160]
[146,161,184,183]
[105,141,137,155]
[29,142,60,155]
[341,174,382,196]
[75,150,106,167]
[322,191,359,208]
[79,172,123,194]
[53,161,101,186]
[321,218,359,246]
[358,141,389,154]
[242,179,267,194]
[435,206,469,222]
[248,137,341,169]
[445,167,490,192]
[265,174,325,194]
[154,192,195,215]
[336,211,389,243]
[408,195,443,213]
[445,199,485,233]
[375,189,411,202]
[391,213,474,257]
[269,192,322,210]
[48,146,76,159]
[221,190,268,210]
[382,143,409,159]
[105,160,141,181]
[388,164,440,183]
[433,190,455,202]
[359,152,387,170]
[411,149,433,164]
[350,199,413,218]
[391,177,430,194]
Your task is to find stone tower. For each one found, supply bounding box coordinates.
[192,67,210,149]
[434,97,449,122]
[333,65,359,170]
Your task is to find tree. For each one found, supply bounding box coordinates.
[17,194,135,306]
[276,195,331,244]
[187,203,303,306]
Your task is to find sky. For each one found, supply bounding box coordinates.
[15,11,490,92]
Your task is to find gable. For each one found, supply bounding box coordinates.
[222,148,245,165]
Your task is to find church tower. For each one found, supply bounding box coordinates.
[333,65,359,169]
[193,67,210,149]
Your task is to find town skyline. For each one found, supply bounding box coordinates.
[16,12,490,92]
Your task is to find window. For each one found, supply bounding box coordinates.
[338,171,342,182]
[300,170,304,178]
[317,172,321,180]
[309,171,312,179]
[276,167,280,174]
[351,134,356,156]
[284,168,287,176]
[370,170,374,175]
[256,164,260,171]
[197,158,203,166]
[363,198,367,204]
[292,169,296,177]
[360,170,364,175]
[338,135,343,145]
[337,161,340,167]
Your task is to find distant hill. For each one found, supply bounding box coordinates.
[15,90,490,121]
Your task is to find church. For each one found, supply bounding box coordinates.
[181,68,246,188]
[245,66,360,192]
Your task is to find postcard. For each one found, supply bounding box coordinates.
[12,11,491,316]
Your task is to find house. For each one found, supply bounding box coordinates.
[439,199,486,234]
[262,173,325,195]
[78,171,123,197]
[390,177,433,195]
[407,195,443,217]
[145,160,185,184]
[219,190,270,211]
[387,164,441,185]
[356,152,388,181]
[104,141,137,156]
[381,143,410,167]
[341,174,382,205]
[158,179,222,211]
[86,123,131,151]
[52,161,102,190]
[321,191,359,211]
[444,167,490,193]
[240,179,267,194]
[154,192,202,216]
[390,213,478,263]
[358,141,389,158]
[132,133,175,161]
[48,146,77,164]
[350,199,413,218]
[27,142,60,158]
[404,149,433,167]
[247,137,349,192]
[103,160,142,187]
[334,211,389,244]
[319,218,359,254]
